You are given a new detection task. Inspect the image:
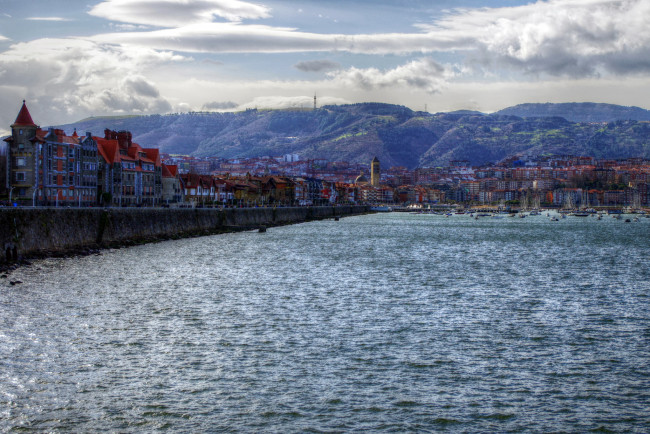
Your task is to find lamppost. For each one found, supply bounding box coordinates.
[9,187,15,205]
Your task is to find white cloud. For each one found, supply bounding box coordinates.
[90,22,452,54]
[0,38,182,125]
[89,0,271,27]
[26,17,73,22]
[238,95,349,110]
[328,58,455,94]
[426,0,650,76]
[0,35,9,41]
[89,0,650,78]
[92,75,172,113]
[294,59,341,73]
[202,101,238,110]
[109,23,151,31]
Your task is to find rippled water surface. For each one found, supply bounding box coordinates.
[1,213,650,432]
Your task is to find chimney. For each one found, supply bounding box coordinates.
[116,131,132,149]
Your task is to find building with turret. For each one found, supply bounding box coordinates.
[4,101,98,206]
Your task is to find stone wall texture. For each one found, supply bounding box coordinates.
[0,205,370,260]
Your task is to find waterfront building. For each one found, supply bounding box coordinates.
[162,164,184,204]
[180,173,217,205]
[264,176,295,204]
[96,130,162,206]
[4,101,98,206]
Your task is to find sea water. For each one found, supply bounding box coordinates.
[1,213,649,432]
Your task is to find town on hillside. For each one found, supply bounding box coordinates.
[3,101,650,209]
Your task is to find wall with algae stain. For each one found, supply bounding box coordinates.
[0,206,370,261]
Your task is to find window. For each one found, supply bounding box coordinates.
[15,172,26,182]
[16,157,26,167]
[19,129,23,135]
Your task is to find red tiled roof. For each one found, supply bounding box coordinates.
[144,148,161,165]
[163,164,178,177]
[96,138,120,164]
[12,100,37,127]
[35,128,79,144]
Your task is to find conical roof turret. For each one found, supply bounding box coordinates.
[12,100,37,127]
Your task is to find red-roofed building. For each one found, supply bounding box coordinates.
[4,101,98,206]
[95,129,163,206]
[180,173,218,205]
[162,164,183,204]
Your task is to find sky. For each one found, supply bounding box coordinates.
[1,0,649,135]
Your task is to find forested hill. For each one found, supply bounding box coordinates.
[57,102,650,168]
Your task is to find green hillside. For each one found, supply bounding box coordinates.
[57,102,650,168]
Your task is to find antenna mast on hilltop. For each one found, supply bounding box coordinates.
[314,93,317,110]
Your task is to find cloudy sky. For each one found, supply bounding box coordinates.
[1,0,649,135]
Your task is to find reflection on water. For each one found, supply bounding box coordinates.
[1,213,649,431]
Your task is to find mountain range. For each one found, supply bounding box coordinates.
[56,102,650,168]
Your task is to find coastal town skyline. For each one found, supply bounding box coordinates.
[1,0,650,138]
[5,99,649,208]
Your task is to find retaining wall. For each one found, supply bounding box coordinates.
[0,205,370,261]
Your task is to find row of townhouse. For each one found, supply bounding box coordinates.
[4,101,181,207]
[179,174,350,206]
[459,185,647,207]
[177,173,429,207]
[4,102,398,208]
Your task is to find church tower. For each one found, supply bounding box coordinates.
[370,156,380,187]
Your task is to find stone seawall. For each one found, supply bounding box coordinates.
[0,205,370,261]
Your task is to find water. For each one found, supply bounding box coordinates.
[1,213,649,432]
